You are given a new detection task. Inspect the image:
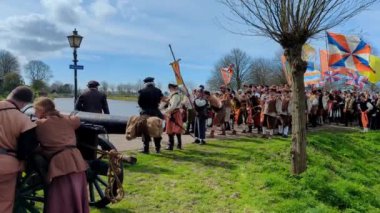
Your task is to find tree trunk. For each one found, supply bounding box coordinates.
[287,47,308,175]
[290,71,307,174]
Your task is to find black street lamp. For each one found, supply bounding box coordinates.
[67,28,83,104]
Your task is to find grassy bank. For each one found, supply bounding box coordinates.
[91,130,380,212]
[107,95,138,101]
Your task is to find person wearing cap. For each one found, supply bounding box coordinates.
[138,77,164,154]
[208,87,226,137]
[249,88,262,133]
[193,89,209,145]
[277,89,292,138]
[343,92,355,127]
[163,83,183,150]
[262,87,278,139]
[309,90,319,127]
[0,86,39,213]
[217,85,230,135]
[358,93,374,133]
[183,89,197,135]
[75,80,110,114]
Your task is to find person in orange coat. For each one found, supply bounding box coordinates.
[33,97,89,213]
[0,86,38,213]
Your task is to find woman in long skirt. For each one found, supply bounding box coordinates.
[34,97,89,213]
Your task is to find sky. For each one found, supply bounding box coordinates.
[0,0,379,91]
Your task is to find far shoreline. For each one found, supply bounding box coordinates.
[51,94,138,102]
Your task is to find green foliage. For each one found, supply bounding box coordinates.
[89,131,379,213]
[31,79,48,93]
[2,72,24,94]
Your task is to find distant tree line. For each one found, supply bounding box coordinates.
[0,49,53,96]
[0,49,147,98]
[207,48,287,91]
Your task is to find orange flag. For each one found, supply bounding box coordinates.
[170,60,184,85]
[320,50,329,80]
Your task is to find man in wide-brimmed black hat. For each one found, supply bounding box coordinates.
[137,77,164,154]
[75,80,110,114]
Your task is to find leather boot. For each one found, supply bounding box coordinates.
[248,126,252,133]
[140,142,149,154]
[154,137,161,153]
[140,135,150,154]
[176,134,182,149]
[166,134,174,150]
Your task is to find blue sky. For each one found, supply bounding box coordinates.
[0,0,379,90]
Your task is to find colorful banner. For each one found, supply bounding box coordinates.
[368,55,380,83]
[302,44,316,62]
[170,60,184,85]
[324,71,341,83]
[320,50,329,80]
[327,31,372,73]
[345,71,368,89]
[304,61,321,86]
[281,55,292,86]
[220,64,234,85]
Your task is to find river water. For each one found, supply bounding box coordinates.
[54,98,140,117]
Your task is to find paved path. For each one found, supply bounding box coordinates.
[108,124,359,152]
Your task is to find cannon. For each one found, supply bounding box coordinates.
[15,110,134,212]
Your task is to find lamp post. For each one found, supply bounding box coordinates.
[67,28,83,104]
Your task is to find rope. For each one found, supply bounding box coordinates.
[102,149,124,203]
[82,146,125,203]
[77,123,125,204]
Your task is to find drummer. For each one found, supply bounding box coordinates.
[0,86,38,213]
[33,97,89,213]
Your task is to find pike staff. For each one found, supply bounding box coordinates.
[168,44,194,109]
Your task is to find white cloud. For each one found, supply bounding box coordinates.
[0,14,67,61]
[90,0,117,19]
[40,0,86,25]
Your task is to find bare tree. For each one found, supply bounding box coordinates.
[207,48,252,91]
[109,84,116,94]
[250,58,271,85]
[24,60,52,83]
[221,0,378,174]
[100,81,109,94]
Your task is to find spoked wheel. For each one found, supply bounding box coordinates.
[86,137,124,208]
[14,171,46,213]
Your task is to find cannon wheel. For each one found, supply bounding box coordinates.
[13,173,46,213]
[86,136,124,208]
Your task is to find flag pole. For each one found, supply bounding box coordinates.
[168,44,194,108]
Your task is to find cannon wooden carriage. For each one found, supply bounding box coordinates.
[14,111,134,212]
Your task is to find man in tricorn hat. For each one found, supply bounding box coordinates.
[0,86,39,213]
[137,77,164,153]
[75,80,110,114]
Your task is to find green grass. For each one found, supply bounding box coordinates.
[91,130,380,213]
[107,95,138,101]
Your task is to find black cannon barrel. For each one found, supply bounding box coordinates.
[66,111,128,134]
[24,108,129,134]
